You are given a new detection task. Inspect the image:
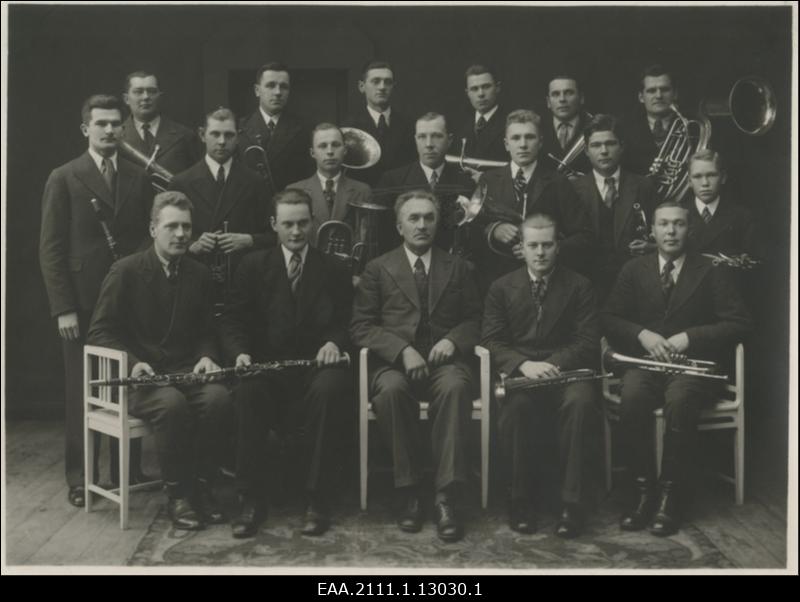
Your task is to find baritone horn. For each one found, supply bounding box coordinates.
[118,140,174,193]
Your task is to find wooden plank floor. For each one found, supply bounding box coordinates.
[3,419,790,570]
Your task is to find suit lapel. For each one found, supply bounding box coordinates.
[527,164,549,211]
[644,253,668,312]
[334,176,353,221]
[154,118,182,156]
[75,152,115,209]
[213,161,247,224]
[582,175,602,232]
[428,247,455,314]
[268,115,300,160]
[614,172,637,246]
[666,254,707,316]
[295,249,325,324]
[266,248,296,322]
[187,162,218,222]
[114,157,138,216]
[537,267,571,339]
[385,246,420,309]
[697,199,731,248]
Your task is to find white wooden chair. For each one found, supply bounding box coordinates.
[601,338,746,504]
[84,345,161,528]
[359,346,491,510]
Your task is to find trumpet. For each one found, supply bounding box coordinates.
[494,369,610,402]
[118,140,174,193]
[603,348,728,381]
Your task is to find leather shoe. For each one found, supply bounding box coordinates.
[649,481,680,537]
[397,493,423,533]
[167,497,205,531]
[555,504,583,539]
[434,500,463,543]
[68,485,86,508]
[300,501,330,536]
[508,500,537,534]
[231,497,266,539]
[194,485,226,525]
[620,477,657,531]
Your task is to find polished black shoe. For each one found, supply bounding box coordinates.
[231,498,266,539]
[300,501,331,537]
[68,485,86,508]
[434,501,463,543]
[556,504,584,539]
[620,477,657,531]
[649,481,680,537]
[508,500,537,534]
[397,493,423,533]
[167,497,205,531]
[195,484,226,525]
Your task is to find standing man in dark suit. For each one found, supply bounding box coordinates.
[343,60,416,187]
[350,190,482,543]
[540,75,592,178]
[377,112,475,254]
[475,109,594,291]
[572,114,658,302]
[39,94,153,508]
[602,201,751,536]
[120,70,200,176]
[482,214,600,538]
[238,62,312,193]
[455,64,508,163]
[88,192,232,531]
[622,64,679,177]
[221,189,353,538]
[170,108,273,311]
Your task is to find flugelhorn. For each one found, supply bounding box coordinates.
[118,140,174,193]
[494,369,610,402]
[603,348,728,381]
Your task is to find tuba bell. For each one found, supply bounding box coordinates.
[341,127,382,169]
[700,76,777,136]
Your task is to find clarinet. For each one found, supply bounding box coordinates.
[494,369,610,402]
[89,198,120,261]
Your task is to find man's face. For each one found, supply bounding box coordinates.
[465,72,500,114]
[521,224,559,278]
[150,206,192,261]
[652,206,689,258]
[546,78,583,122]
[415,116,451,169]
[688,159,726,204]
[504,121,541,167]
[202,118,238,164]
[397,197,438,255]
[272,201,312,252]
[123,75,161,122]
[585,130,623,175]
[310,128,345,174]
[81,108,123,156]
[358,68,394,111]
[254,70,290,115]
[639,74,676,118]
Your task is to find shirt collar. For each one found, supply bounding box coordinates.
[404,245,432,274]
[88,147,118,172]
[317,170,342,191]
[259,106,280,127]
[153,245,180,277]
[658,252,686,281]
[475,104,499,124]
[695,196,720,217]
[527,267,553,284]
[647,114,672,131]
[204,155,233,179]
[510,160,536,182]
[553,114,580,132]
[593,167,622,193]
[281,244,309,270]
[419,162,444,182]
[366,105,391,128]
[134,115,161,138]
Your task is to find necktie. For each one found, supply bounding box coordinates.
[102,158,116,197]
[604,177,618,209]
[324,178,335,216]
[513,167,527,207]
[264,119,276,147]
[288,252,302,295]
[429,170,439,191]
[530,278,547,326]
[557,122,571,149]
[661,260,675,298]
[702,207,712,223]
[413,257,432,354]
[166,260,178,284]
[141,122,156,155]
[377,113,388,140]
[652,118,667,147]
[475,115,487,136]
[216,165,226,188]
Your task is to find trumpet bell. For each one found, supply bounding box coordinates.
[341,127,382,169]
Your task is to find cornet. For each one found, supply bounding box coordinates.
[604,348,728,381]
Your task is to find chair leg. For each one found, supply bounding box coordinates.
[735,425,745,505]
[360,408,368,512]
[603,413,613,492]
[119,434,130,529]
[481,408,489,510]
[655,414,665,479]
[85,423,94,513]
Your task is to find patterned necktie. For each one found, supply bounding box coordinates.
[530,278,547,325]
[513,167,527,207]
[413,257,432,354]
[652,118,667,147]
[377,113,388,140]
[702,207,712,223]
[324,178,336,216]
[264,119,276,147]
[604,177,618,209]
[475,115,487,136]
[166,260,178,284]
[429,170,439,192]
[557,121,571,149]
[102,158,116,198]
[141,122,156,155]
[216,165,225,188]
[288,252,302,295]
[661,259,675,298]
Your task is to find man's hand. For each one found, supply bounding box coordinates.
[628,239,655,256]
[235,353,252,368]
[193,356,221,374]
[519,361,561,380]
[189,232,218,255]
[427,338,456,368]
[316,342,342,366]
[511,242,524,259]
[57,312,80,341]
[666,332,690,355]
[131,362,155,378]
[402,346,429,381]
[217,233,254,254]
[492,223,520,245]
[637,329,677,362]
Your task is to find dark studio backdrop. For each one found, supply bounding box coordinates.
[4,4,793,483]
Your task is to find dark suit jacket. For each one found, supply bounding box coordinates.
[238,110,313,192]
[121,115,201,175]
[540,112,593,177]
[220,246,352,362]
[39,151,153,317]
[482,265,599,375]
[287,173,372,247]
[684,196,759,258]
[169,158,274,252]
[601,253,752,364]
[343,105,416,187]
[455,105,508,163]
[350,245,482,366]
[620,110,661,176]
[87,247,220,372]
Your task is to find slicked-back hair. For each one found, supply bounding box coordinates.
[81,94,123,125]
[204,107,237,127]
[255,62,290,84]
[583,114,623,144]
[520,212,560,240]
[274,187,314,217]
[416,111,449,133]
[360,59,394,81]
[689,149,725,173]
[639,64,676,91]
[464,63,499,84]
[124,70,159,93]
[651,199,689,222]
[151,191,194,223]
[394,189,440,221]
[505,109,541,133]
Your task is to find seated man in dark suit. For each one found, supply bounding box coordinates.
[455,63,508,163]
[377,112,475,254]
[475,109,594,291]
[482,214,600,538]
[120,70,201,175]
[238,62,312,193]
[221,189,353,539]
[88,191,233,531]
[343,60,416,187]
[540,75,592,178]
[350,190,482,543]
[572,114,658,302]
[602,201,751,536]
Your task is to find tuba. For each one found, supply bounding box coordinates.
[118,140,174,193]
[341,127,382,169]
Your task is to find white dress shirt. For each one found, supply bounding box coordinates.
[404,245,432,275]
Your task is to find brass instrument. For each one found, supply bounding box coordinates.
[89,198,120,261]
[446,139,508,173]
[494,369,610,402]
[317,220,363,271]
[547,112,594,179]
[90,354,351,388]
[242,135,276,197]
[700,76,776,136]
[341,127,382,169]
[603,348,728,381]
[210,221,231,316]
[118,140,174,193]
[449,182,487,256]
[702,252,761,270]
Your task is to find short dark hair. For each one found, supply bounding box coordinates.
[204,106,237,127]
[151,191,194,223]
[394,189,440,220]
[255,62,290,84]
[547,74,581,95]
[640,64,676,91]
[415,111,449,134]
[651,199,689,222]
[274,188,313,217]
[310,122,344,147]
[124,70,159,93]
[360,60,394,81]
[81,94,123,125]
[583,113,623,144]
[464,64,499,84]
